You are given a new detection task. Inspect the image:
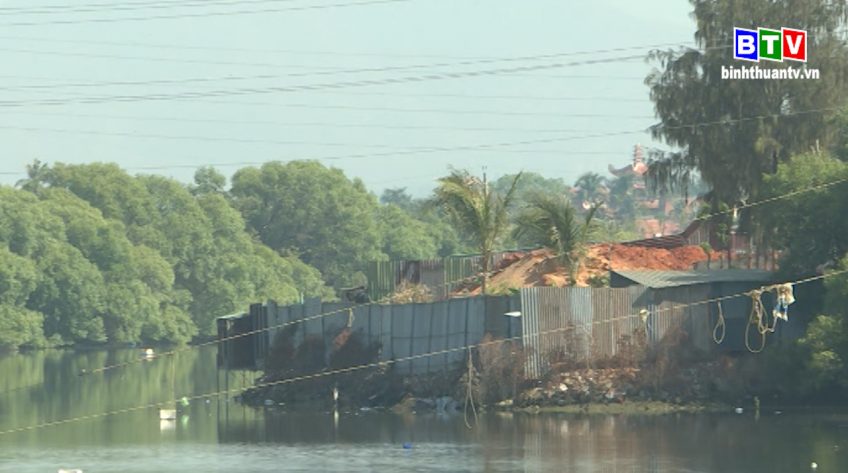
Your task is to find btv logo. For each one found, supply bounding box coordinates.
[734,27,807,62]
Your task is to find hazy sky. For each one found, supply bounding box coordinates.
[0,0,695,196]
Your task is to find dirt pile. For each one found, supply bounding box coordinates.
[453,244,720,293]
[595,244,721,271]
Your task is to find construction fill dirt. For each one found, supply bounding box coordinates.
[455,244,721,294]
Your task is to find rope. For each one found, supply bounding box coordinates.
[761,288,780,334]
[745,291,767,353]
[712,302,726,345]
[1,268,845,436]
[74,271,482,378]
[22,175,845,386]
[463,349,479,429]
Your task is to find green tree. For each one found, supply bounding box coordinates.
[573,172,607,206]
[0,246,43,349]
[832,107,848,161]
[43,163,331,337]
[230,161,384,287]
[513,194,599,284]
[16,159,52,194]
[754,152,848,275]
[376,204,439,260]
[191,166,227,195]
[0,187,106,344]
[379,187,468,256]
[646,0,848,203]
[797,314,848,394]
[379,187,416,213]
[434,170,521,294]
[493,172,569,206]
[38,187,191,343]
[606,174,638,222]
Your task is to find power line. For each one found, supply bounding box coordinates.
[2,0,411,27]
[0,110,609,135]
[0,105,843,177]
[0,43,737,105]
[0,129,648,177]
[0,47,339,70]
[693,176,848,224]
[2,167,844,395]
[0,34,546,60]
[0,124,636,157]
[1,267,844,435]
[0,42,687,77]
[0,73,656,94]
[0,105,842,176]
[0,53,661,107]
[0,0,304,15]
[0,103,653,119]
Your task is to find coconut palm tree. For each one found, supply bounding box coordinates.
[513,194,600,285]
[16,159,51,193]
[434,170,521,294]
[573,172,607,206]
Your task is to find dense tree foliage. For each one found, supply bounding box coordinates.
[0,163,334,349]
[754,152,848,275]
[492,172,570,207]
[646,0,848,203]
[376,204,439,260]
[230,161,384,288]
[380,187,470,257]
[573,172,607,206]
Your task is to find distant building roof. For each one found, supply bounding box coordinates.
[611,269,774,289]
[608,144,648,177]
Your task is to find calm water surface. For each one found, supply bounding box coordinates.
[1,347,847,472]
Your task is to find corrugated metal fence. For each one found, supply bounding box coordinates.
[221,282,816,380]
[520,286,707,378]
[220,295,521,375]
[365,252,514,301]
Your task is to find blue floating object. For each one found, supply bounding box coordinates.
[402,442,413,450]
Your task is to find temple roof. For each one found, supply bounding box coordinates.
[608,144,647,177]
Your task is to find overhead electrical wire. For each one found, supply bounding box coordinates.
[1,267,845,435]
[0,41,692,78]
[1,163,844,396]
[0,124,635,158]
[0,52,700,107]
[0,73,656,93]
[0,33,697,61]
[0,0,306,15]
[1,0,411,27]
[0,104,653,119]
[0,110,608,135]
[0,105,842,176]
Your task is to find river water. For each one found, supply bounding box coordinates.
[1,347,847,472]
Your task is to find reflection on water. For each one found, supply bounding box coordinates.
[0,347,847,472]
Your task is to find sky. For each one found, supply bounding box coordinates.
[0,0,695,196]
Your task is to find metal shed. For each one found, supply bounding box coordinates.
[610,269,815,352]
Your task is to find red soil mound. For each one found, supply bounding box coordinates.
[453,244,718,294]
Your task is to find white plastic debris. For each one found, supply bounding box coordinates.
[811,461,818,469]
[734,407,744,414]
